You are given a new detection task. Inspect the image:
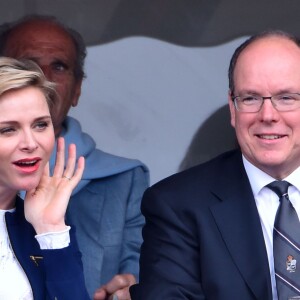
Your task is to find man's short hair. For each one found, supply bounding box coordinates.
[228,30,300,95]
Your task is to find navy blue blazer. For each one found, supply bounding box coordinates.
[6,197,89,300]
[130,150,273,299]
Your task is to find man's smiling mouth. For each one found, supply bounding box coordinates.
[257,135,285,140]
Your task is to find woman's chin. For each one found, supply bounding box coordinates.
[18,181,39,192]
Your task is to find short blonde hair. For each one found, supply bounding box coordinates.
[0,57,57,113]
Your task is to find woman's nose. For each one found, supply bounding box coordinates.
[20,131,38,152]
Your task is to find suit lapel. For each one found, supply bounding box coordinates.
[210,152,272,299]
[6,198,45,299]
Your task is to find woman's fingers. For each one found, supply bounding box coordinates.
[43,161,50,178]
[52,137,65,178]
[52,137,84,185]
[62,156,85,189]
[62,143,76,179]
[72,156,85,183]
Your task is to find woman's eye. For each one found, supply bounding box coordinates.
[35,121,49,130]
[0,127,15,134]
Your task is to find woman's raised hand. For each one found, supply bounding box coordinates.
[24,137,85,234]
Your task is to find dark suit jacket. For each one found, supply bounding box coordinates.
[130,150,273,299]
[6,197,89,300]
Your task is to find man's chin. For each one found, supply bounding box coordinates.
[256,158,295,179]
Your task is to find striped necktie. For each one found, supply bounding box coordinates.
[267,181,300,299]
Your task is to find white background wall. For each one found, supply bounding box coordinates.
[70,36,248,185]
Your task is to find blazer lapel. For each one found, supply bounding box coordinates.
[210,152,272,299]
[6,198,45,299]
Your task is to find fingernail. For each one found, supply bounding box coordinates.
[113,295,119,300]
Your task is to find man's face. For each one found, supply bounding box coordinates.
[3,20,82,136]
[229,36,300,179]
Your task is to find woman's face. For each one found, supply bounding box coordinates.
[0,86,55,194]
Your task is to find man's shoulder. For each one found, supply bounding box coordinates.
[76,157,149,196]
[91,148,149,177]
[95,148,145,167]
[62,116,149,175]
[151,149,242,192]
[140,149,245,212]
[88,162,148,185]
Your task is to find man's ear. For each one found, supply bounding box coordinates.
[228,90,236,128]
[72,79,82,107]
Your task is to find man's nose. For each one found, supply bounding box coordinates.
[258,98,280,122]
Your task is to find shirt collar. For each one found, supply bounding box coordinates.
[242,155,300,196]
[285,168,300,192]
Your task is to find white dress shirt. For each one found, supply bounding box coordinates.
[243,156,300,300]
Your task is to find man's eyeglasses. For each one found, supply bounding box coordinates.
[232,93,300,113]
